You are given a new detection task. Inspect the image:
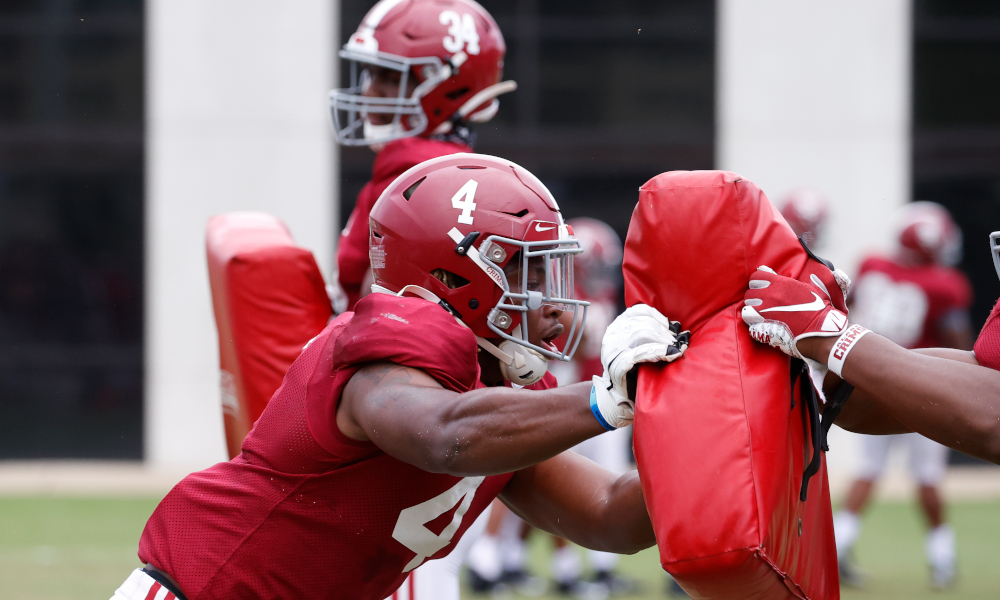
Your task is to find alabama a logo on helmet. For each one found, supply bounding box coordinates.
[440,10,480,55]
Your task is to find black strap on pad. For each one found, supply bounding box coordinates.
[790,358,855,501]
[792,358,823,501]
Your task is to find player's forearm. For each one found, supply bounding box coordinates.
[801,335,1000,463]
[345,365,608,476]
[588,470,656,554]
[501,454,654,554]
[431,382,605,476]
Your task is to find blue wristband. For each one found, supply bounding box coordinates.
[589,384,616,431]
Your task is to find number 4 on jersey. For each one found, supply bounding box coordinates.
[451,179,478,225]
[392,476,485,572]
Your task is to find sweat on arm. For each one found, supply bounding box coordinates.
[338,362,603,476]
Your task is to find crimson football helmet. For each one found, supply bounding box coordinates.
[894,201,962,266]
[330,0,513,147]
[368,153,588,385]
[779,189,829,248]
[567,217,623,302]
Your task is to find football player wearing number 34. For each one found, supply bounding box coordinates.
[738,231,1000,466]
[108,155,690,600]
[330,0,518,311]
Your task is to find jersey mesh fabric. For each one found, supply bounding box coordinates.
[337,137,471,309]
[853,256,972,349]
[974,297,1000,371]
[139,294,513,600]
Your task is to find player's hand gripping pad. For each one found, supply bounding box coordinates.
[207,213,332,458]
[624,172,838,600]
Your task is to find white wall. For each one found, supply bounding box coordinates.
[717,0,912,274]
[146,1,337,470]
[717,0,911,489]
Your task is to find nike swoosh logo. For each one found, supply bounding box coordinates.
[535,223,556,232]
[759,292,826,313]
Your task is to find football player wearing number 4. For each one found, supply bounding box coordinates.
[109,155,690,600]
[736,232,1000,467]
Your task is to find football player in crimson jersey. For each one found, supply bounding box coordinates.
[473,219,637,596]
[779,188,829,249]
[828,202,971,588]
[110,155,689,600]
[330,0,517,310]
[736,229,1000,584]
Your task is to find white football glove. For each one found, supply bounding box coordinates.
[590,304,690,429]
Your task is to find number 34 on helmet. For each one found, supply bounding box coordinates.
[330,0,513,146]
[369,154,589,386]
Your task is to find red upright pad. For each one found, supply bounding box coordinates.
[207,213,333,459]
[624,172,838,600]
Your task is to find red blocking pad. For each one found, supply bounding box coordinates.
[207,213,333,459]
[623,171,839,600]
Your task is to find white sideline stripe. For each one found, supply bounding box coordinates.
[0,461,190,497]
[2,461,1000,501]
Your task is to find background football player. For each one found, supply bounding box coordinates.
[780,188,830,249]
[832,202,971,589]
[330,0,516,311]
[469,218,638,598]
[110,155,689,600]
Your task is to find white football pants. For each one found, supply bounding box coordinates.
[855,432,949,486]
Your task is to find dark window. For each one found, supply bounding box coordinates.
[338,0,714,243]
[914,0,1000,466]
[913,0,1000,331]
[0,0,143,458]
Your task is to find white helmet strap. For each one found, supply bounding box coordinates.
[991,231,1000,282]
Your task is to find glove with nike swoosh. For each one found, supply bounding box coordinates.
[741,263,851,400]
[590,304,691,430]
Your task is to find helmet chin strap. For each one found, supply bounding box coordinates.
[371,282,548,386]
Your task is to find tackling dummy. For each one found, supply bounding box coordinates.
[624,171,840,599]
[206,212,332,458]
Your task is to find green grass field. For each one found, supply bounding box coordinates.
[0,496,997,599]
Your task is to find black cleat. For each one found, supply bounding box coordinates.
[593,570,644,596]
[555,578,610,600]
[500,568,546,597]
[467,568,512,598]
[838,552,866,589]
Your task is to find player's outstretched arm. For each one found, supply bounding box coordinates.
[499,451,654,555]
[741,265,1000,464]
[799,334,1000,463]
[339,363,605,477]
[338,308,690,477]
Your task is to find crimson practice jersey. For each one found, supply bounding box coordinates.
[850,256,972,349]
[338,138,471,309]
[140,294,547,600]
[974,297,1000,371]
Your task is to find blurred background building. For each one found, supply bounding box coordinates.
[0,0,998,470]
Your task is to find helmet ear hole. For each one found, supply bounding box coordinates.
[431,268,470,289]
